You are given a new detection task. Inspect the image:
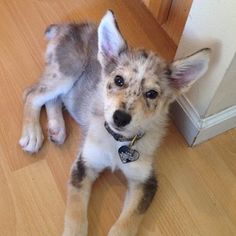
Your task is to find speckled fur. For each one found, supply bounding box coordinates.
[19,11,210,236]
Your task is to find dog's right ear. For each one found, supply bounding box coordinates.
[98,10,127,67]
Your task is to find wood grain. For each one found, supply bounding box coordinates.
[143,0,193,45]
[0,0,235,235]
[145,0,172,25]
[162,0,193,44]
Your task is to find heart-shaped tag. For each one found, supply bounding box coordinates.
[118,145,140,164]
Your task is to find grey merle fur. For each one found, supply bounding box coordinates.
[138,172,158,214]
[70,155,86,188]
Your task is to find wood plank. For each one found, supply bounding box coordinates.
[156,0,173,24]
[0,159,65,236]
[142,0,192,44]
[162,0,193,44]
[148,0,172,25]
[125,0,177,61]
[0,152,16,236]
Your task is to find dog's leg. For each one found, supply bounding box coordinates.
[19,73,76,153]
[108,171,157,236]
[46,98,66,145]
[63,155,100,236]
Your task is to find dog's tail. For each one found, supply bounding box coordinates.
[44,24,61,40]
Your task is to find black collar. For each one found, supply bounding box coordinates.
[104,122,144,142]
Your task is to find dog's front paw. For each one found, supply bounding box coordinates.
[108,226,129,236]
[19,123,44,153]
[48,119,66,145]
[63,220,88,236]
[108,222,138,236]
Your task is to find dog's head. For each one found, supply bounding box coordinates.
[98,11,210,136]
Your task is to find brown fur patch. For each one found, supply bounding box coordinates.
[70,156,86,188]
[138,172,157,214]
[121,102,126,110]
[107,83,112,90]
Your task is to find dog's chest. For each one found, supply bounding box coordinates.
[82,118,127,171]
[81,117,154,182]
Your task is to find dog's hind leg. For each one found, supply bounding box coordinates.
[19,71,76,153]
[46,97,66,145]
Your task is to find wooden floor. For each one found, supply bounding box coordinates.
[0,0,236,235]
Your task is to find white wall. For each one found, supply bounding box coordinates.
[206,54,236,116]
[175,0,236,117]
[171,0,236,145]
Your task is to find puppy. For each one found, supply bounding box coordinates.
[19,10,210,236]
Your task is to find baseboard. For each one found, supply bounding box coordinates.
[170,95,236,146]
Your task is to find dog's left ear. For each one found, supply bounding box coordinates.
[167,48,211,94]
[98,10,127,67]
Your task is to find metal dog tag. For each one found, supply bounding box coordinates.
[118,145,140,164]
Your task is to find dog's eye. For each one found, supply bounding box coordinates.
[145,90,159,99]
[114,75,124,87]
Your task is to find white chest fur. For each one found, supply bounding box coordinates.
[82,116,154,181]
[82,116,122,171]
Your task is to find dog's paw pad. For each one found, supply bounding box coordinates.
[19,124,44,154]
[48,119,66,145]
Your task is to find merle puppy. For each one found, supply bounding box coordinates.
[19,11,210,236]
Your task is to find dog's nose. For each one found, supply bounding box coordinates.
[113,110,131,127]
